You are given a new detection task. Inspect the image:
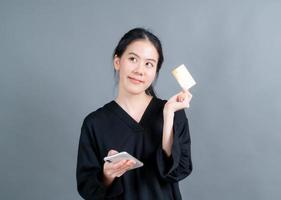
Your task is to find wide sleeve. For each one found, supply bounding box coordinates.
[156,109,193,183]
[76,117,123,200]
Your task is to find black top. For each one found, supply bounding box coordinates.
[76,97,192,200]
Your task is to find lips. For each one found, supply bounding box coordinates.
[128,76,144,83]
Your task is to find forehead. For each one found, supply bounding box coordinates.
[124,40,159,60]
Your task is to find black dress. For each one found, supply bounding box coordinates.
[76,97,192,200]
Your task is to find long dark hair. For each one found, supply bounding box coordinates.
[113,27,164,97]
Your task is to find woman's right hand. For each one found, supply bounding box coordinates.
[102,150,136,187]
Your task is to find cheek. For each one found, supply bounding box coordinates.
[146,70,157,82]
[118,61,129,76]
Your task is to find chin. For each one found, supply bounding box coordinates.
[125,86,146,95]
[122,81,151,95]
[127,89,144,95]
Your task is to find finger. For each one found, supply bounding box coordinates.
[177,95,184,102]
[104,159,126,174]
[107,149,119,156]
[182,90,192,98]
[168,90,186,104]
[124,160,136,170]
[113,161,136,177]
[180,91,192,102]
[182,97,191,108]
[170,93,180,102]
[183,91,192,103]
[175,98,191,110]
[177,92,187,102]
[111,159,130,171]
[172,90,185,100]
[118,160,135,170]
[185,90,192,99]
[114,169,127,177]
[106,161,130,177]
[113,160,135,172]
[104,159,119,170]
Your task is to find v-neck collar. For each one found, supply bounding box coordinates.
[107,97,155,132]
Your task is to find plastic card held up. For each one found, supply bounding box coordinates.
[172,64,196,90]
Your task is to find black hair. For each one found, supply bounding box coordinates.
[113,27,164,97]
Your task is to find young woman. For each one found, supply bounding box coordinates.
[76,28,193,200]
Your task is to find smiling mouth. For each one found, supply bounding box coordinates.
[128,76,144,83]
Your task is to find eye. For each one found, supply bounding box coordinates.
[146,62,154,68]
[129,57,137,63]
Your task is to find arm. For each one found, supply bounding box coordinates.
[76,118,123,199]
[162,109,175,157]
[157,91,193,183]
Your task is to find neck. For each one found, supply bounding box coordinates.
[115,88,152,112]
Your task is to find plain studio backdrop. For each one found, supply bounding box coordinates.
[1,0,281,199]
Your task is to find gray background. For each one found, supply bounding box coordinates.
[1,0,281,199]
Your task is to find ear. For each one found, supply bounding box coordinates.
[113,55,121,71]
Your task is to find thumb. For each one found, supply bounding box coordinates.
[108,149,119,156]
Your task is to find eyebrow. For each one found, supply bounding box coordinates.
[128,52,157,63]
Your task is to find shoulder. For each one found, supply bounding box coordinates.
[82,101,114,126]
[155,97,188,123]
[153,96,167,109]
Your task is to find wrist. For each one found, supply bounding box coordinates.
[163,106,174,118]
[102,173,114,187]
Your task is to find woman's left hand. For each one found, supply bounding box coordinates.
[164,90,192,114]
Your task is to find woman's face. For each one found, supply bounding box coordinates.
[114,39,159,95]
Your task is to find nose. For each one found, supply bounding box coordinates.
[133,70,143,76]
[133,63,144,76]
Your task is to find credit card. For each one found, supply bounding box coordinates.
[172,64,196,90]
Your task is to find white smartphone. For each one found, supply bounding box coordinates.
[103,151,144,169]
[172,64,196,90]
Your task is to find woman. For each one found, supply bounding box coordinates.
[76,28,193,200]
